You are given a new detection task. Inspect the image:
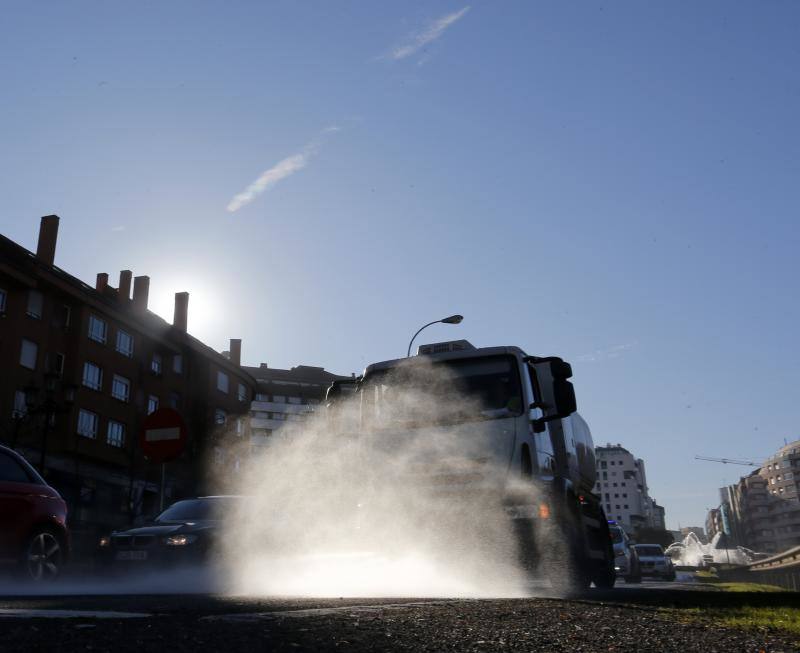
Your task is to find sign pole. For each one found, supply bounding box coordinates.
[159,463,166,512]
[140,408,187,514]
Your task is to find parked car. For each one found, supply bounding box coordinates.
[0,444,69,581]
[97,495,244,570]
[633,543,676,580]
[608,522,641,583]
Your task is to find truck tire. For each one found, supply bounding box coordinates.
[540,515,591,593]
[592,565,616,589]
[590,513,616,589]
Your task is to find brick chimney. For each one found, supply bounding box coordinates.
[229,339,242,366]
[132,276,150,311]
[96,273,109,292]
[36,215,60,266]
[118,270,132,301]
[173,292,189,332]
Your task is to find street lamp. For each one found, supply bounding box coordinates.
[407,314,464,357]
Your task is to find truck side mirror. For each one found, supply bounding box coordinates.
[526,356,577,431]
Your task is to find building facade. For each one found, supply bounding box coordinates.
[593,443,663,534]
[0,216,255,551]
[710,441,800,555]
[243,363,350,448]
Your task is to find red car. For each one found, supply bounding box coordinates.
[0,444,69,581]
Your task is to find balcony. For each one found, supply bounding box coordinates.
[250,401,313,415]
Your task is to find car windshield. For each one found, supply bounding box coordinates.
[360,355,523,430]
[155,498,241,523]
[636,545,664,557]
[609,527,623,544]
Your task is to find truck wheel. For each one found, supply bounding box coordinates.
[592,565,615,589]
[540,520,590,593]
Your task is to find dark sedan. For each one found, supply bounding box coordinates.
[0,444,69,582]
[97,496,244,569]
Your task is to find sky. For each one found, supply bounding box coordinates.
[1,2,799,530]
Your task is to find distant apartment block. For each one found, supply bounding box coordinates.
[594,443,664,534]
[242,363,350,447]
[710,439,800,555]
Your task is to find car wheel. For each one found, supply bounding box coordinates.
[22,530,64,582]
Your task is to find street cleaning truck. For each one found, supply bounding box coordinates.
[326,339,616,590]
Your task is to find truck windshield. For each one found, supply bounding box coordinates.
[360,355,523,429]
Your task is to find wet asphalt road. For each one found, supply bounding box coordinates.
[1,579,798,652]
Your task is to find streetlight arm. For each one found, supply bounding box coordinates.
[407,320,442,358]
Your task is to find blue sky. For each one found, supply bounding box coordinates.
[1,2,798,529]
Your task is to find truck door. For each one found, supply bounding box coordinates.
[525,363,556,479]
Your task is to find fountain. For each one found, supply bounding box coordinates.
[665,531,752,568]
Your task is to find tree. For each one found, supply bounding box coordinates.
[633,527,674,548]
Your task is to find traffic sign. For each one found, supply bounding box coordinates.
[140,407,187,463]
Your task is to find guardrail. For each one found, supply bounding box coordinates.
[718,544,800,591]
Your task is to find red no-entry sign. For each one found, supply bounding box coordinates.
[140,408,187,463]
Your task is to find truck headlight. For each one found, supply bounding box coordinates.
[164,534,198,546]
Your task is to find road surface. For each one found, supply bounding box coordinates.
[0,578,797,652]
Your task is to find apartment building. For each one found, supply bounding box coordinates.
[0,215,255,541]
[243,363,350,448]
[593,443,661,534]
[706,441,800,555]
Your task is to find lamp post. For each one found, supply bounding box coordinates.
[24,375,78,475]
[407,314,463,357]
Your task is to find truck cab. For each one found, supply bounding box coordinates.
[340,339,616,590]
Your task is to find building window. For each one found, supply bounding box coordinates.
[169,392,181,409]
[215,409,227,425]
[111,374,130,402]
[82,362,103,390]
[147,395,159,415]
[624,504,629,509]
[273,395,286,403]
[173,354,183,374]
[54,304,71,329]
[13,390,27,418]
[20,339,38,370]
[236,418,244,436]
[26,290,43,319]
[116,330,134,357]
[0,288,7,313]
[151,353,162,375]
[238,383,247,402]
[88,315,107,343]
[255,393,269,401]
[288,396,302,405]
[77,409,99,439]
[46,352,65,377]
[107,420,125,447]
[217,371,229,393]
